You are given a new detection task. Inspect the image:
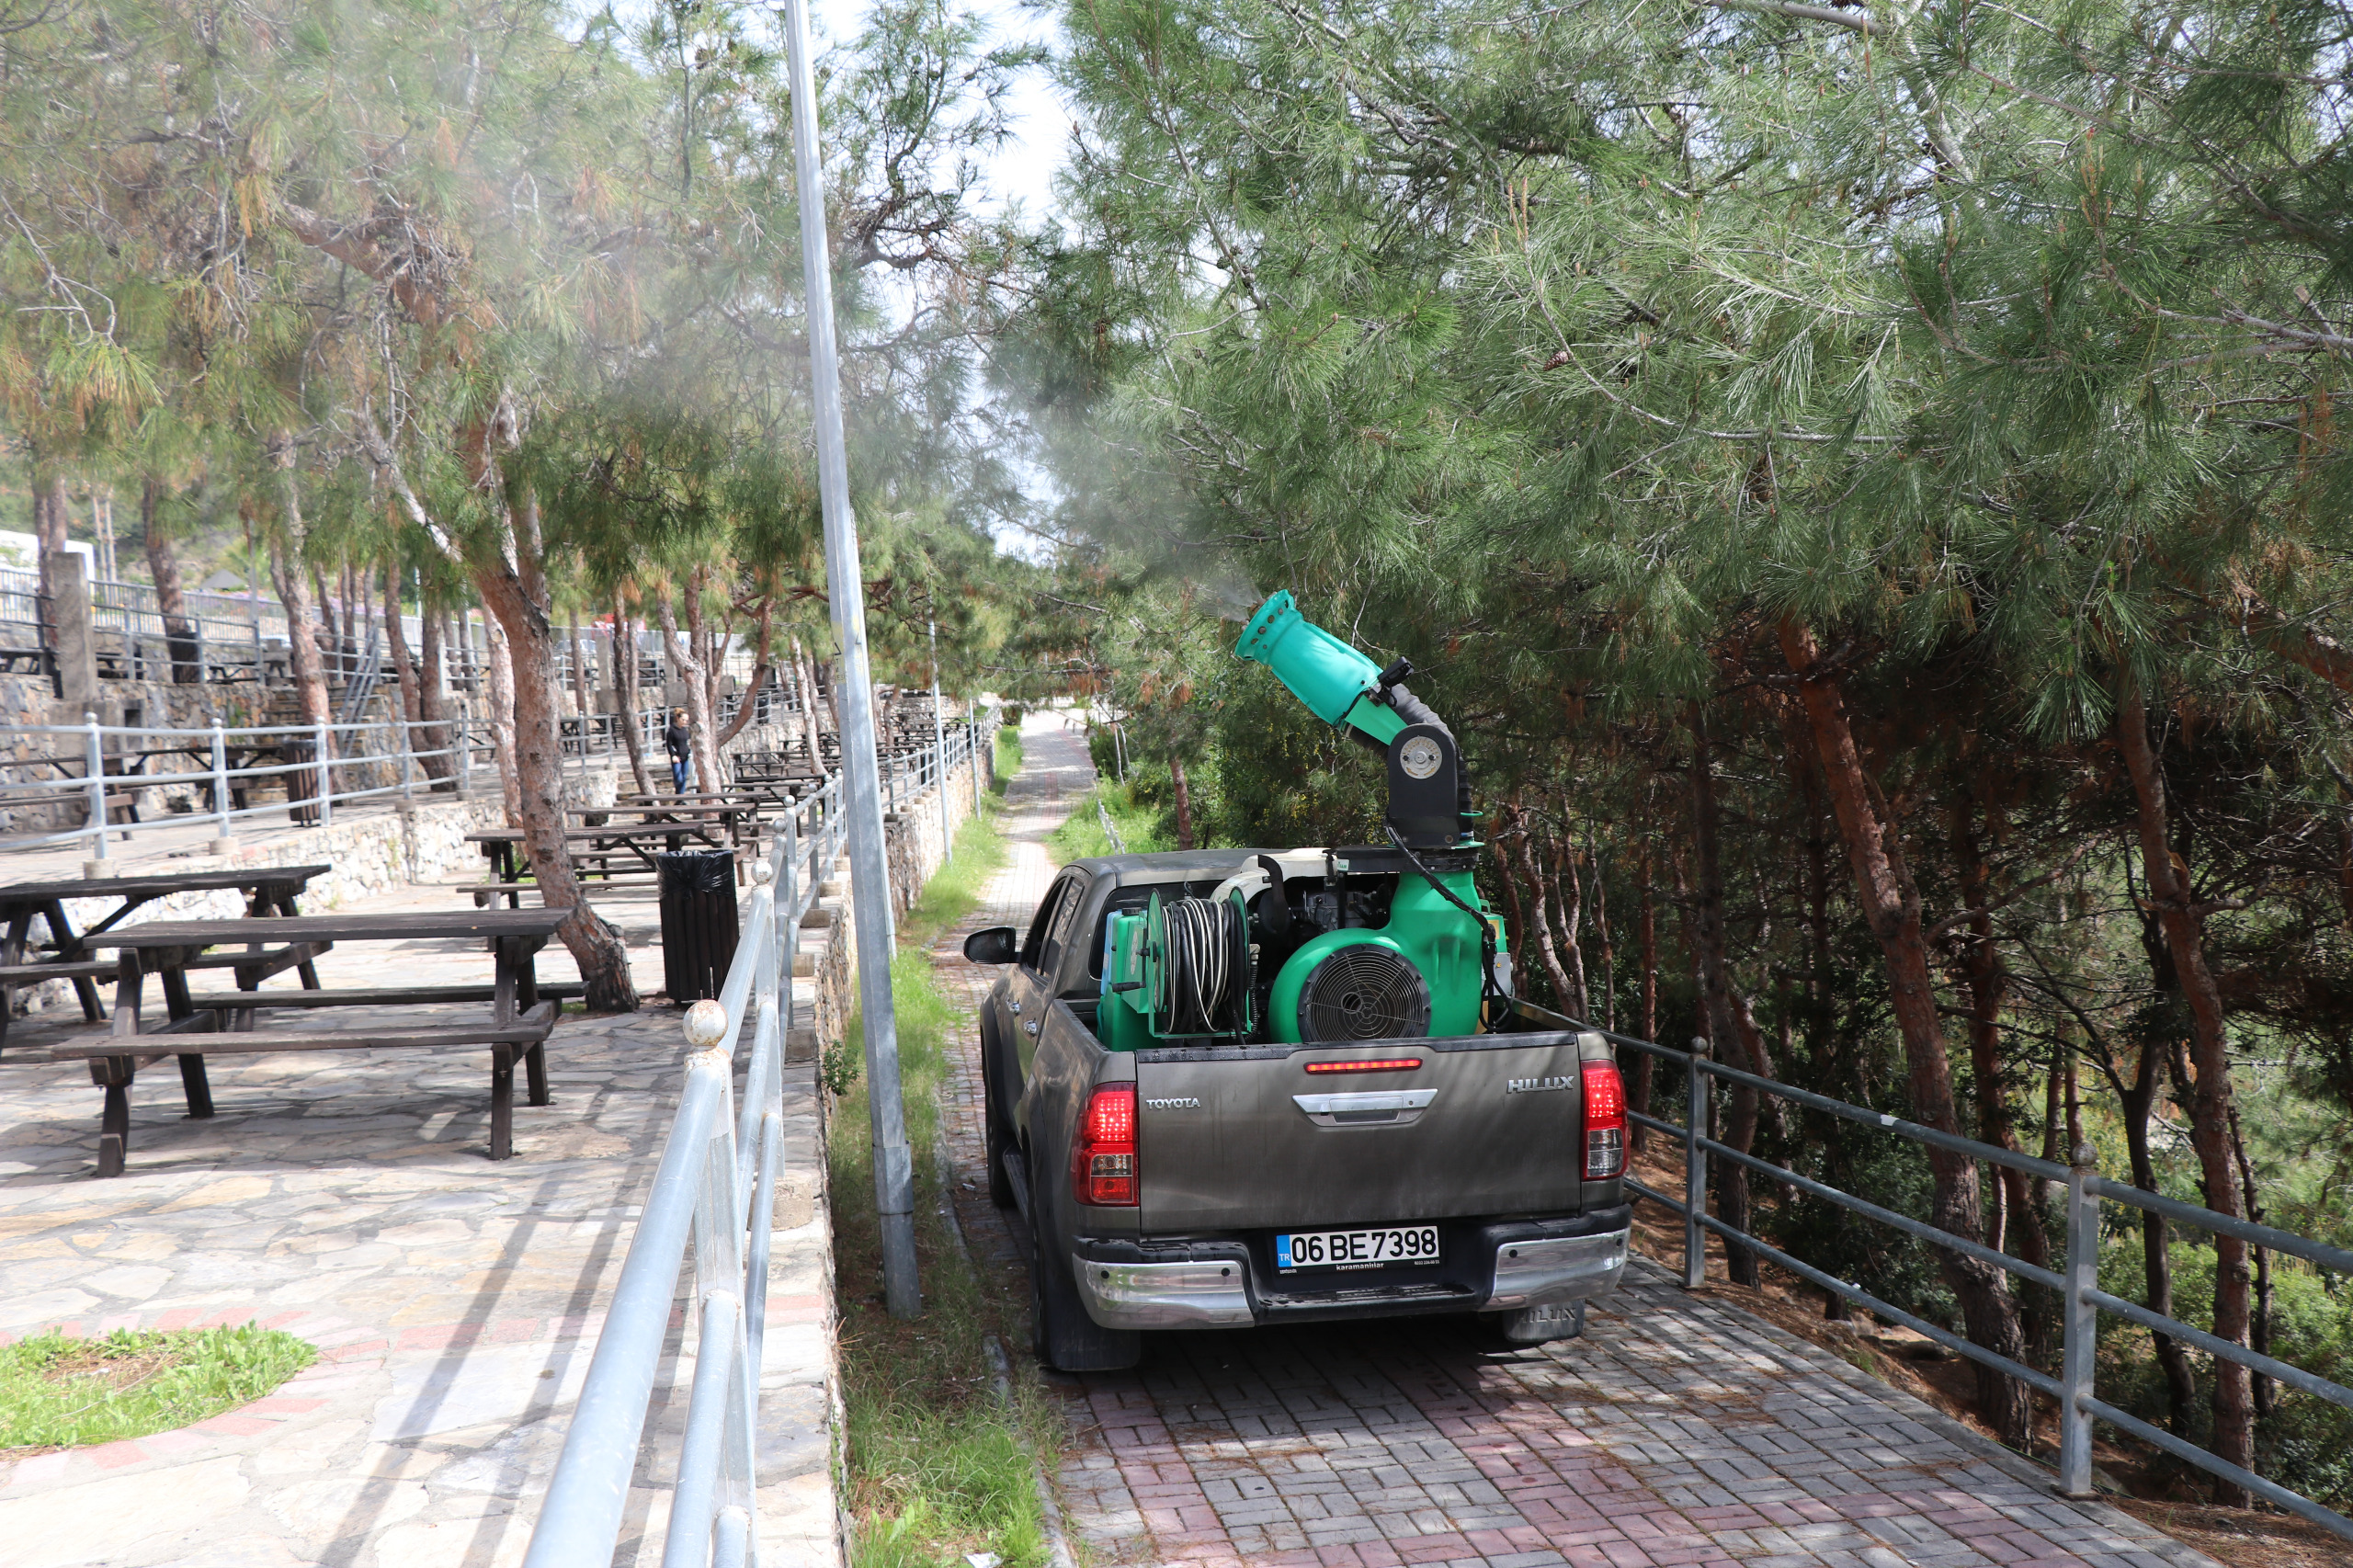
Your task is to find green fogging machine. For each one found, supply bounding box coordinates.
[1096,591,1506,1049]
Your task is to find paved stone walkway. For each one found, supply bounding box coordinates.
[927,716,2214,1568]
[0,877,836,1568]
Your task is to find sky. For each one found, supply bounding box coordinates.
[799,0,1072,223]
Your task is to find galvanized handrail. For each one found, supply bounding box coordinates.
[519,711,984,1566]
[522,839,786,1568]
[0,708,975,864]
[1608,1028,2353,1541]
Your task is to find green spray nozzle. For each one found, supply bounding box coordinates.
[1233,590,1405,744]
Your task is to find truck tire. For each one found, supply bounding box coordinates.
[982,1053,1017,1210]
[1028,1170,1142,1373]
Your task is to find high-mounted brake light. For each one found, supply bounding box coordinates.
[1582,1060,1626,1180]
[1303,1058,1423,1074]
[1073,1085,1139,1206]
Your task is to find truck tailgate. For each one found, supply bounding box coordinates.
[1134,1035,1587,1232]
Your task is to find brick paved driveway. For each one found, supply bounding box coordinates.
[931,713,2211,1568]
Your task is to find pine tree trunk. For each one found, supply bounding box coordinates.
[1951,782,2040,1269]
[141,478,199,683]
[474,558,639,1013]
[382,564,421,727]
[2115,1037,2200,1434]
[613,602,654,797]
[715,597,775,750]
[485,611,520,824]
[1515,831,1578,1016]
[1552,840,1590,1019]
[415,595,455,785]
[2228,1108,2274,1418]
[1684,706,1769,1287]
[655,586,721,797]
[1632,841,1658,1149]
[265,435,332,727]
[37,473,70,639]
[2117,684,2255,1500]
[1492,803,1533,1009]
[1169,752,1196,849]
[1780,619,2031,1444]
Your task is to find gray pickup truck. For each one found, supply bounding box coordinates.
[963,846,1632,1372]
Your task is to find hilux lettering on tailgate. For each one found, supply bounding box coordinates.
[1144,1096,1200,1110]
[1506,1075,1574,1095]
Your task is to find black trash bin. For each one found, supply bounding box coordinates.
[658,850,740,1003]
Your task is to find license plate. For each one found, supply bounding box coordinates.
[1275,1225,1441,1272]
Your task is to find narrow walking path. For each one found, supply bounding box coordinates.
[925,715,2215,1568]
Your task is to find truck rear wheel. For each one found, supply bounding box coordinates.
[1027,1172,1142,1373]
[981,1038,1017,1210]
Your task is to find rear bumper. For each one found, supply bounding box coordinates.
[1071,1209,1631,1331]
[1485,1228,1629,1308]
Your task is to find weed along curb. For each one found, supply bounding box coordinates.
[939,1148,1080,1568]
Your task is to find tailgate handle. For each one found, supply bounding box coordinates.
[1292,1089,1436,1127]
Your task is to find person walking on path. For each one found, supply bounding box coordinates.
[665,707,693,795]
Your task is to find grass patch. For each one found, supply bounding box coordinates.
[991,725,1022,797]
[830,803,1052,1568]
[1045,777,1170,862]
[897,806,1010,954]
[0,1324,314,1451]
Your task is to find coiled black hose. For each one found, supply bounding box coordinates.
[1154,895,1241,1035]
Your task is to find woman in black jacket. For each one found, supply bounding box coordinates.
[665,709,693,794]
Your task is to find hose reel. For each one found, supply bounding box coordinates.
[1140,889,1254,1039]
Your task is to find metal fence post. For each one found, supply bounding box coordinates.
[460,717,473,795]
[782,807,801,1034]
[2058,1142,2100,1497]
[315,720,333,828]
[1684,1038,1709,1290]
[84,711,108,866]
[399,718,415,801]
[210,722,233,848]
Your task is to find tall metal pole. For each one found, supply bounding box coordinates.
[780,0,920,1319]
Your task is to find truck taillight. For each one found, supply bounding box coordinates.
[1073,1085,1139,1206]
[1582,1061,1626,1180]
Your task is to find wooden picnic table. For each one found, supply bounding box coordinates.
[466,824,735,905]
[60,907,574,1176]
[0,865,333,1055]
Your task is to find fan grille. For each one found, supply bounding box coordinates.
[1297,944,1431,1042]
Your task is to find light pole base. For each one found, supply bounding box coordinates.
[80,859,114,880]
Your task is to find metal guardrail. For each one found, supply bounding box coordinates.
[520,715,979,1563]
[517,709,995,1562]
[1608,1030,2353,1540]
[0,701,961,858]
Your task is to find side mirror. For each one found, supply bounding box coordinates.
[963,926,1018,964]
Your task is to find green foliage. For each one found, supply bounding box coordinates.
[1045,778,1170,860]
[991,726,1023,796]
[0,1324,314,1449]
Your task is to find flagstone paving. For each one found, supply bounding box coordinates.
[926,714,2218,1568]
[0,877,837,1568]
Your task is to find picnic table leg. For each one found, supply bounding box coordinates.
[517,937,550,1107]
[91,1057,134,1177]
[0,909,32,1055]
[269,889,322,989]
[159,957,213,1119]
[46,901,106,1023]
[488,1044,516,1159]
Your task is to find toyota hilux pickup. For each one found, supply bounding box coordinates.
[962,844,1631,1372]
